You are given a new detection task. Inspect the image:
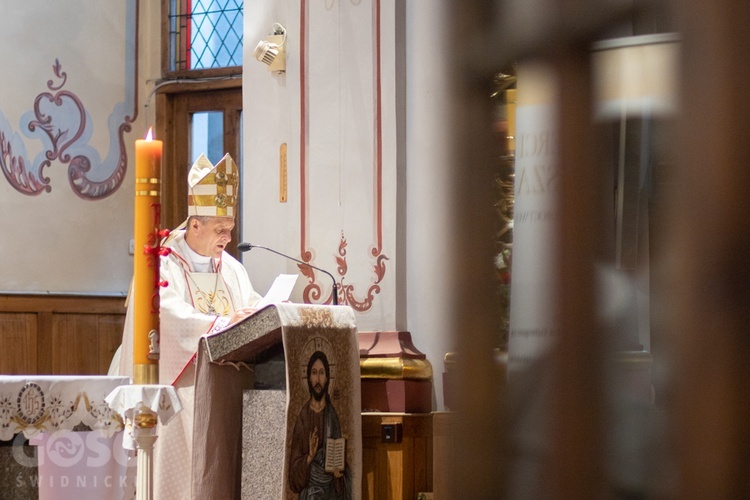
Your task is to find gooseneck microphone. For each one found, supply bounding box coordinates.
[238,242,339,305]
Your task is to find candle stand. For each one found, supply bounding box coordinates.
[105,385,182,500]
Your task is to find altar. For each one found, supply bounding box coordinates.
[0,375,131,500]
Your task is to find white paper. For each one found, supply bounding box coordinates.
[254,274,298,309]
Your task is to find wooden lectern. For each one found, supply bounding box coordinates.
[189,302,362,499]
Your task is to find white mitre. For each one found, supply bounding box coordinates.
[187,153,238,217]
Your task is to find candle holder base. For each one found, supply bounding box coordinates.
[134,364,159,385]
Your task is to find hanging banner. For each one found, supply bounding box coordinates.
[507,62,560,375]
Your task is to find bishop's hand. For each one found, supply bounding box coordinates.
[228,307,257,325]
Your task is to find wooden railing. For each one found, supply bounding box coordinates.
[449,1,750,498]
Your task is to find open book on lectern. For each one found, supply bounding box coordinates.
[201,274,296,366]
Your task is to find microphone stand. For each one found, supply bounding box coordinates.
[238,242,339,305]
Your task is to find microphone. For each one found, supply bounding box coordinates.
[238,243,339,305]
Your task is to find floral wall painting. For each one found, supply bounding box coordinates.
[1,59,135,200]
[296,0,392,315]
[0,0,140,294]
[246,0,399,328]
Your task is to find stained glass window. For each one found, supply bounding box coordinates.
[169,0,243,71]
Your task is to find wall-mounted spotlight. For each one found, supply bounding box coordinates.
[253,23,286,74]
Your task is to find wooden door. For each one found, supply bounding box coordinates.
[156,87,243,256]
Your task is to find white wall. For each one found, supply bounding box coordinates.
[0,0,159,296]
[404,0,455,409]
[244,0,457,410]
[243,1,404,332]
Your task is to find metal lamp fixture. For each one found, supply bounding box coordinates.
[253,23,286,73]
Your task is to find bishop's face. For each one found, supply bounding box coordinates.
[187,216,234,259]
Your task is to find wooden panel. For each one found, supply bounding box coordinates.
[0,294,126,314]
[0,294,126,376]
[0,313,37,374]
[412,427,433,494]
[47,314,124,375]
[361,440,377,499]
[97,315,126,374]
[361,413,433,500]
[671,3,750,497]
[384,445,404,497]
[432,412,456,500]
[36,312,54,375]
[51,314,97,375]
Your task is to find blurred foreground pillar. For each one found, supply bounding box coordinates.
[668,1,750,498]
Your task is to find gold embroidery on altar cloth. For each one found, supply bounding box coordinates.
[298,306,335,328]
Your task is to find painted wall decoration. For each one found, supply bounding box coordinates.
[297,0,390,313]
[0,0,142,294]
[329,234,388,312]
[0,59,135,199]
[244,0,400,331]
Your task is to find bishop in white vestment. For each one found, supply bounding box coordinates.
[116,153,262,499]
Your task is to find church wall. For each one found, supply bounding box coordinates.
[242,2,403,332]
[244,0,457,410]
[0,0,159,296]
[0,0,458,409]
[403,0,456,410]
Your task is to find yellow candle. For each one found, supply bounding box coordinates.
[133,128,162,384]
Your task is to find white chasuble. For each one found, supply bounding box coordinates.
[158,232,261,386]
[112,230,262,500]
[152,230,261,500]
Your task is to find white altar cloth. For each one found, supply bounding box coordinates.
[105,384,181,425]
[0,375,129,440]
[0,375,131,500]
[105,384,182,450]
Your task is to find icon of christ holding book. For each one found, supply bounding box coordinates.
[288,350,352,499]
